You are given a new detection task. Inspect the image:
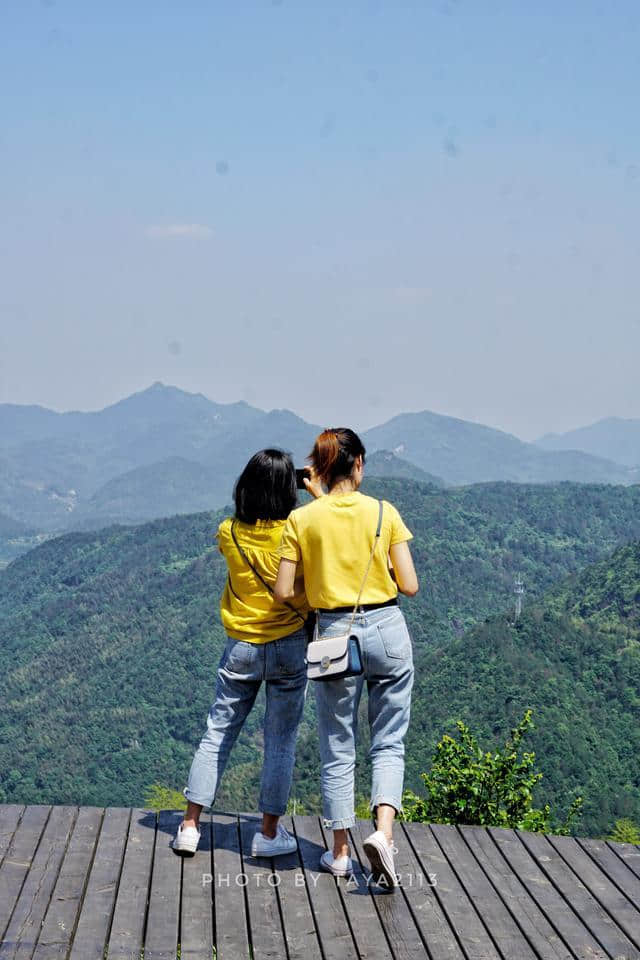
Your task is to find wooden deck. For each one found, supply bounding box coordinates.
[1,806,639,959]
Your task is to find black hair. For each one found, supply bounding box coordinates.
[233,448,297,524]
[309,427,366,488]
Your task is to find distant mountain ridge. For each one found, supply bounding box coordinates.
[0,382,637,538]
[537,416,640,468]
[364,450,445,486]
[363,409,637,486]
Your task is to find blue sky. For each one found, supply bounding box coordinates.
[1,1,639,439]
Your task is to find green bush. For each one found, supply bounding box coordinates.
[608,818,640,844]
[143,782,187,812]
[401,709,583,834]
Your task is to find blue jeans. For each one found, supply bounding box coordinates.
[183,626,308,816]
[313,605,414,830]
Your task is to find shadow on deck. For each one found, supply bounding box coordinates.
[1,804,640,959]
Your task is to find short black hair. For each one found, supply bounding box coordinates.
[233,448,297,524]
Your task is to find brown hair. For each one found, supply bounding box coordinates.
[309,427,366,488]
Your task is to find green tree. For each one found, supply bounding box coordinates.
[609,818,640,845]
[401,710,583,834]
[144,782,187,812]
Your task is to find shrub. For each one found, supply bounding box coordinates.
[144,782,187,811]
[401,709,583,834]
[608,818,640,845]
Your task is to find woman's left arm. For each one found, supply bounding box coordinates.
[389,541,419,596]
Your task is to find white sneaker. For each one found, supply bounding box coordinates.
[172,820,201,855]
[319,849,353,877]
[363,830,399,888]
[250,823,297,857]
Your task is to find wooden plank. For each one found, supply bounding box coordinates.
[547,834,640,954]
[142,809,183,960]
[0,805,76,960]
[180,813,214,960]
[431,823,538,960]
[323,817,395,960]
[292,815,356,960]
[102,808,155,960]
[518,830,638,960]
[348,819,424,959]
[211,814,250,960]
[67,806,131,960]
[608,840,640,881]
[490,828,608,960]
[274,816,322,960]
[459,826,572,960]
[403,821,501,960]
[0,806,25,867]
[237,815,287,960]
[0,806,50,944]
[577,836,640,908]
[31,807,103,960]
[389,822,463,959]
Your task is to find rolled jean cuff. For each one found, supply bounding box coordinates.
[370,794,403,815]
[322,814,357,830]
[183,786,212,809]
[259,800,287,817]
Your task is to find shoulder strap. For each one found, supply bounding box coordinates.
[346,500,384,632]
[230,520,307,625]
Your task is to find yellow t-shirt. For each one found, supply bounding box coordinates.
[278,491,413,609]
[217,517,310,643]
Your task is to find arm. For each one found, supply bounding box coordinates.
[274,558,299,602]
[389,541,419,596]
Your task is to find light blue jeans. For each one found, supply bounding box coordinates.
[313,604,414,830]
[183,626,308,816]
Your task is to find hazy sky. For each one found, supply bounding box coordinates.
[1,1,639,441]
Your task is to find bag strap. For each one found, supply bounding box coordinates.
[230,520,307,625]
[342,499,384,635]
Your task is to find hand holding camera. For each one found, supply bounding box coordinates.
[296,466,325,500]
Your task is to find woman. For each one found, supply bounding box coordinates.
[173,449,310,857]
[274,428,418,887]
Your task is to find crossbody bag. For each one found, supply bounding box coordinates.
[229,521,314,641]
[306,500,384,681]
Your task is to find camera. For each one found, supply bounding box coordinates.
[295,468,310,490]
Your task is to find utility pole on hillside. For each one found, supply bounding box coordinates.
[514,576,525,620]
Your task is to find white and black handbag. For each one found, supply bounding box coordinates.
[306,501,384,681]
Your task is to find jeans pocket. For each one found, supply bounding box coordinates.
[274,631,307,676]
[224,638,254,672]
[376,614,412,660]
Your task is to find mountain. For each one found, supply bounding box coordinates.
[2,477,640,834]
[0,511,31,538]
[1,383,637,539]
[0,511,39,569]
[365,450,445,486]
[0,381,263,451]
[537,417,640,469]
[396,540,640,835]
[69,456,226,528]
[0,383,317,532]
[362,410,638,486]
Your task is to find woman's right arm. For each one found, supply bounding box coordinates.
[389,541,419,596]
[275,511,303,602]
[274,559,298,602]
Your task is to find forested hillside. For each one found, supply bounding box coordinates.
[402,543,640,835]
[0,511,40,569]
[1,478,639,835]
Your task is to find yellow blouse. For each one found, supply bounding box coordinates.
[217,516,309,643]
